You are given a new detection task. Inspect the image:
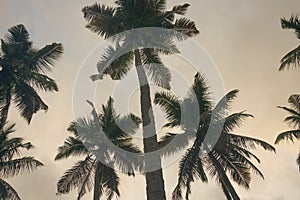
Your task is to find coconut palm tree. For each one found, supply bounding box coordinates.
[279,14,300,70]
[154,73,275,200]
[0,121,43,200]
[275,94,300,171]
[0,24,63,124]
[55,97,141,200]
[81,1,199,199]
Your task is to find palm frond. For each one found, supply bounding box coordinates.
[281,15,300,39]
[228,133,276,152]
[275,129,300,144]
[222,112,254,132]
[213,89,239,120]
[91,45,133,81]
[13,82,48,124]
[0,178,21,200]
[173,17,199,38]
[0,157,43,178]
[82,3,122,38]
[6,24,30,44]
[279,45,300,70]
[28,73,58,92]
[55,136,89,161]
[163,3,190,23]
[57,156,94,196]
[288,94,300,112]
[30,43,63,73]
[154,91,181,128]
[142,48,171,89]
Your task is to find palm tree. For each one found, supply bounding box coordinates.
[154,73,275,200]
[279,14,300,70]
[81,1,199,199]
[55,97,141,200]
[275,94,300,171]
[0,121,43,200]
[0,24,63,124]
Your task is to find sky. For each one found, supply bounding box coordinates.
[1,0,300,199]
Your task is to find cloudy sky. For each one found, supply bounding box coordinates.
[1,0,300,199]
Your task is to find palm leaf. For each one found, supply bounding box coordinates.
[0,178,21,200]
[54,136,89,161]
[57,156,94,196]
[28,72,58,92]
[154,91,181,128]
[142,48,171,89]
[281,15,300,39]
[0,157,43,178]
[275,129,300,144]
[30,43,63,73]
[279,45,300,70]
[13,82,48,124]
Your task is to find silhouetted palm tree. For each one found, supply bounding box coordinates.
[55,97,141,200]
[82,1,199,199]
[154,73,275,200]
[0,24,63,124]
[279,14,300,70]
[276,94,300,171]
[0,121,43,200]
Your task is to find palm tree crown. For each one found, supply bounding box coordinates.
[154,73,275,200]
[55,97,141,200]
[0,121,43,200]
[279,14,300,70]
[82,1,199,199]
[276,94,300,171]
[0,24,63,124]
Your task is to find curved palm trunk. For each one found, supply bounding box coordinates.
[93,161,103,200]
[209,153,240,200]
[134,49,166,200]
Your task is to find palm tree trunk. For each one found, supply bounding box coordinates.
[93,161,102,200]
[134,49,166,200]
[209,153,240,200]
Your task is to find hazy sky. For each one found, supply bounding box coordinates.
[1,0,300,199]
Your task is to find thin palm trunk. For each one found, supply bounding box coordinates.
[134,49,166,200]
[93,161,102,200]
[209,153,240,200]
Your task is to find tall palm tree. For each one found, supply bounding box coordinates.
[0,24,63,124]
[81,1,199,199]
[275,94,300,171]
[154,73,275,200]
[55,97,141,200]
[279,14,300,70]
[0,121,43,200]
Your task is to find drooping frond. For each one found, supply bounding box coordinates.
[91,45,133,81]
[228,133,276,152]
[0,157,43,178]
[154,91,181,127]
[142,48,171,89]
[0,178,21,200]
[57,156,94,196]
[279,45,300,70]
[172,146,207,200]
[275,129,300,144]
[13,82,48,124]
[288,94,300,112]
[27,73,58,92]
